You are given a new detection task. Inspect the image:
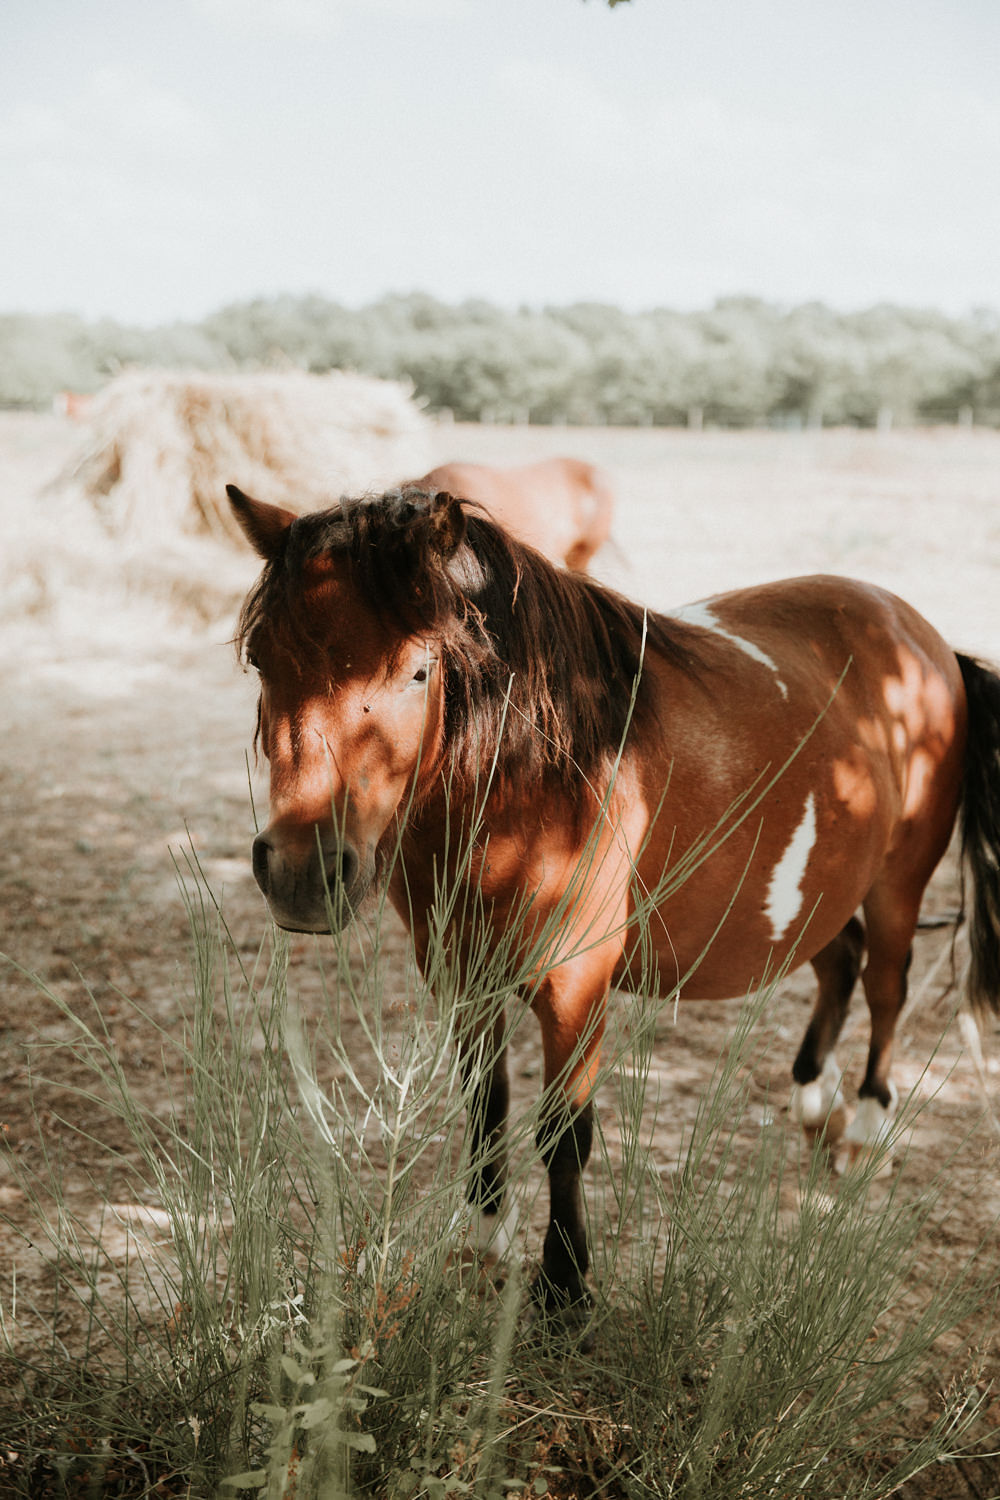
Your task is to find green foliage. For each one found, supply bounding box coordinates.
[4,292,1000,428]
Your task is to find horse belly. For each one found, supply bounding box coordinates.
[617,776,895,1002]
[618,877,867,1001]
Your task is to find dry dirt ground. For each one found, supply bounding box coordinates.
[3,414,1000,1492]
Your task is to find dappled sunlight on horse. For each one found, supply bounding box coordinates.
[227,481,1000,1337]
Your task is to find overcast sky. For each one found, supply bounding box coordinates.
[3,0,999,325]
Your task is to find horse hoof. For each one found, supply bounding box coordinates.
[799,1098,849,1147]
[840,1093,898,1178]
[841,1139,895,1179]
[791,1056,847,1143]
[528,1277,595,1351]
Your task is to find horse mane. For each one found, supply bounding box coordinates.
[236,486,703,801]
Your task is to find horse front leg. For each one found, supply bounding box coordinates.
[531,971,609,1329]
[459,1006,517,1258]
[536,1093,595,1313]
[402,895,518,1261]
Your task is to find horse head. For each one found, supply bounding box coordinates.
[228,484,469,932]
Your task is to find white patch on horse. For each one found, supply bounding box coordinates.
[673,601,789,699]
[791,1053,845,1132]
[450,1200,519,1261]
[473,1201,519,1258]
[765,792,817,942]
[844,1084,899,1148]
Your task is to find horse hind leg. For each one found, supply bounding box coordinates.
[842,889,921,1174]
[790,915,865,1143]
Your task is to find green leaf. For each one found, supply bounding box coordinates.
[297,1397,335,1429]
[250,1402,288,1422]
[343,1430,377,1453]
[220,1472,267,1490]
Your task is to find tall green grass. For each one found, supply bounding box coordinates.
[1,853,997,1498]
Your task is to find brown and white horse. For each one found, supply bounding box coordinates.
[414,457,614,572]
[228,482,1000,1327]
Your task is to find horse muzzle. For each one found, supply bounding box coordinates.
[250,826,373,933]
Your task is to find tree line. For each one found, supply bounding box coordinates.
[3,292,999,428]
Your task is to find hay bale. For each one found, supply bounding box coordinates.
[63,368,432,545]
[11,369,431,632]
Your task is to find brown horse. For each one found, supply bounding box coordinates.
[414,457,614,572]
[228,482,1000,1328]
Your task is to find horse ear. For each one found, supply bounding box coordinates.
[428,491,466,559]
[227,485,296,560]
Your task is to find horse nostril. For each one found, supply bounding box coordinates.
[251,833,272,892]
[331,843,359,893]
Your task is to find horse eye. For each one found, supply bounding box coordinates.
[412,666,428,685]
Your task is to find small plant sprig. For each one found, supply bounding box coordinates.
[222,1332,387,1500]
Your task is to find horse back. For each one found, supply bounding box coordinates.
[416,457,614,570]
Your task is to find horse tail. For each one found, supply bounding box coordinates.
[956,652,1000,1016]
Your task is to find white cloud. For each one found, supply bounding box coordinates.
[0,67,215,179]
[488,51,1000,312]
[190,0,470,39]
[192,0,346,38]
[2,2,998,321]
[0,67,246,321]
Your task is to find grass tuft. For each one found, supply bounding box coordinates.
[1,852,998,1498]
